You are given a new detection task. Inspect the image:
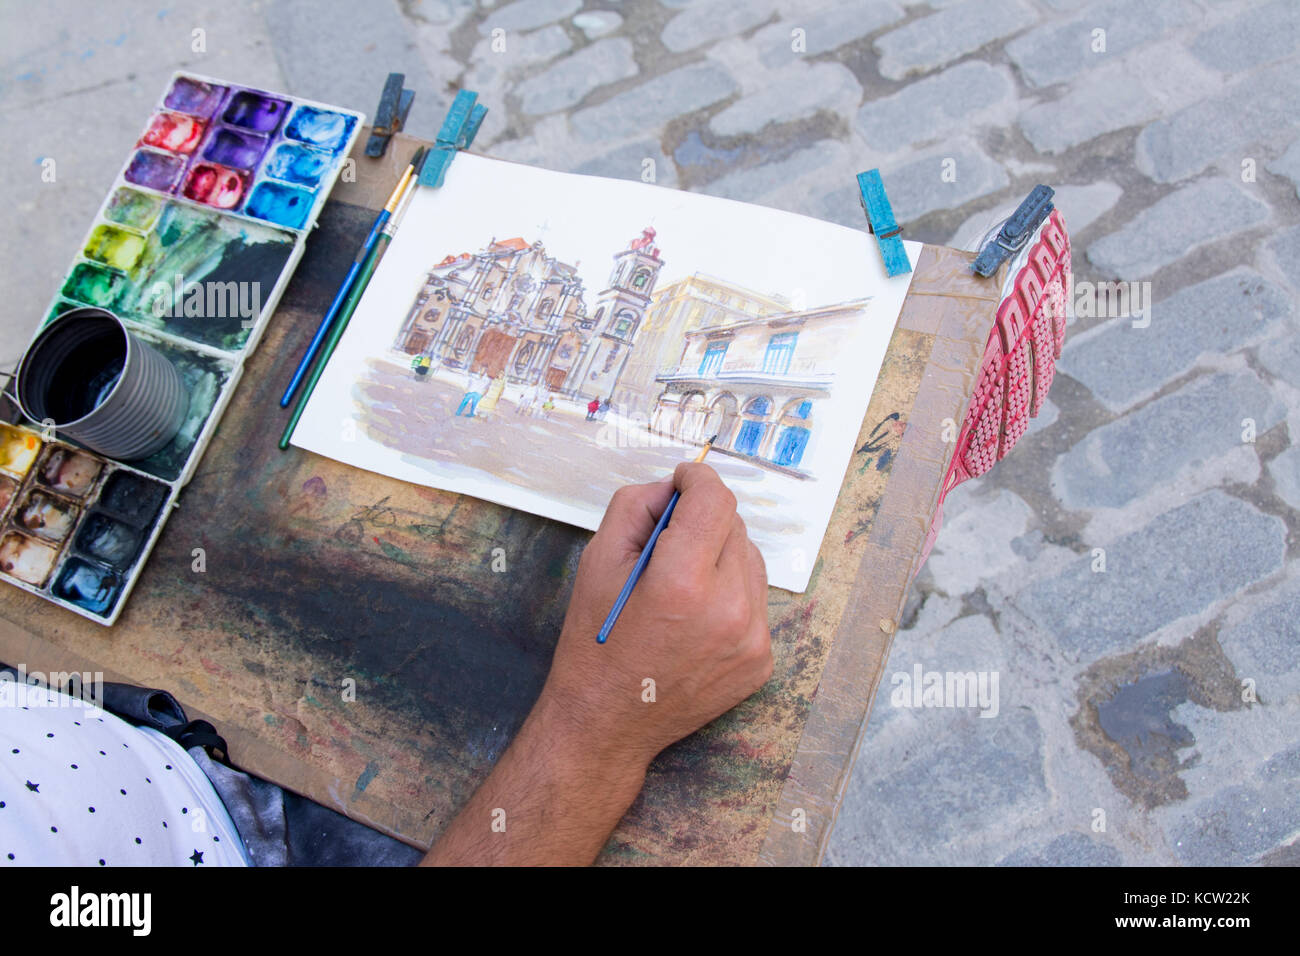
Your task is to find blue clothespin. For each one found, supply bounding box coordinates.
[366,73,415,158]
[419,90,488,188]
[857,169,911,278]
[971,185,1055,277]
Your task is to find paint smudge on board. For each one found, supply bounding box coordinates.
[856,412,904,474]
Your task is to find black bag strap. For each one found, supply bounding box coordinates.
[98,681,233,768]
[161,719,230,765]
[99,682,187,730]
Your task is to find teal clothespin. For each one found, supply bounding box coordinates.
[419,89,488,188]
[857,169,911,278]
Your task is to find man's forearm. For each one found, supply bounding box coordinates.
[421,689,648,866]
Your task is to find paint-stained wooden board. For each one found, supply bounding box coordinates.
[0,133,1002,865]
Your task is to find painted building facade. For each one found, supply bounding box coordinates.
[570,227,665,402]
[394,237,591,393]
[649,299,871,477]
[617,273,789,416]
[394,229,662,399]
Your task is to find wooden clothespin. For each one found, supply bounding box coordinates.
[418,90,488,188]
[971,184,1055,277]
[857,169,911,278]
[366,73,415,158]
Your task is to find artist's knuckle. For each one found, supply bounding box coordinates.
[718,594,750,634]
[675,578,711,609]
[702,483,736,517]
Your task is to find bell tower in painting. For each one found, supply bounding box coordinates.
[573,227,664,402]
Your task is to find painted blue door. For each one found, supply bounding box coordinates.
[774,426,810,467]
[735,420,764,456]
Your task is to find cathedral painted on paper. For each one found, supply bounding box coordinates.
[392,227,868,475]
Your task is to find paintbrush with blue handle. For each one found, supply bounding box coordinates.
[279,146,426,407]
[596,434,718,645]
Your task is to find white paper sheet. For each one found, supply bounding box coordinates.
[292,153,919,591]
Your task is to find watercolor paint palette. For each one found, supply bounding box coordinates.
[46,72,363,359]
[0,421,172,624]
[9,73,364,624]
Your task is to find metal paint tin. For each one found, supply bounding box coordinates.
[15,308,187,460]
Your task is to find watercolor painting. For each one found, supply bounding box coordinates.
[292,154,919,592]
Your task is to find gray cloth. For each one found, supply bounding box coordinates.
[188,747,425,867]
[188,747,289,867]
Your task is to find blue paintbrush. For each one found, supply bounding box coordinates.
[597,434,718,645]
[279,146,426,407]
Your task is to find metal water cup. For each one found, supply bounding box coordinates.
[15,307,188,460]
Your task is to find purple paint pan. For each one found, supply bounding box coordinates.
[124,149,187,193]
[164,76,227,117]
[202,126,270,170]
[222,91,289,133]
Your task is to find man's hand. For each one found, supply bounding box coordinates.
[422,462,772,866]
[546,461,773,768]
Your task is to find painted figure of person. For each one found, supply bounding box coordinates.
[542,395,556,420]
[517,382,540,417]
[476,373,508,418]
[586,397,601,421]
[455,368,489,417]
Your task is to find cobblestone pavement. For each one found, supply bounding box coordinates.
[3,0,1296,866]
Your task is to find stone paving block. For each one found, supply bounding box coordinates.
[1266,446,1300,513]
[660,0,782,53]
[1123,39,1226,111]
[1029,397,1059,432]
[1136,60,1300,183]
[874,0,1037,80]
[1056,269,1293,412]
[573,139,678,188]
[855,61,1015,150]
[1087,178,1269,278]
[700,140,849,204]
[1165,765,1300,865]
[1265,223,1300,292]
[1189,0,1300,73]
[1016,491,1287,661]
[1006,0,1193,88]
[1259,333,1300,390]
[572,10,622,38]
[996,832,1122,866]
[1268,139,1300,200]
[753,2,906,67]
[881,140,1010,222]
[479,0,582,34]
[832,708,1047,864]
[810,182,868,230]
[709,61,861,137]
[1019,64,1160,154]
[1219,576,1300,694]
[570,63,739,141]
[1052,369,1287,510]
[926,487,1035,597]
[1049,182,1124,236]
[465,24,573,90]
[520,37,638,115]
